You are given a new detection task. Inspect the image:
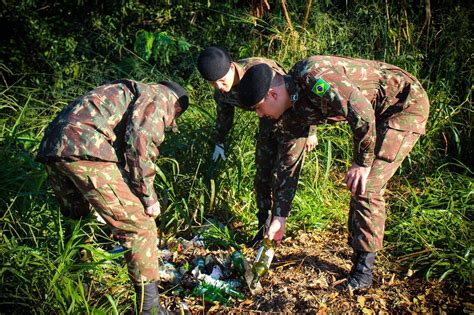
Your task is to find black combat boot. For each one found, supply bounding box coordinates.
[246,211,271,247]
[347,251,376,290]
[134,282,169,315]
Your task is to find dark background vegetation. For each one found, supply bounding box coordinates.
[0,0,472,313]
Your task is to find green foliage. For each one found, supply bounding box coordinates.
[134,30,190,66]
[386,162,473,286]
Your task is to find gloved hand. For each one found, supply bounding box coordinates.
[212,143,226,161]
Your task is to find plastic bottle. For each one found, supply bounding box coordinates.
[230,250,246,276]
[109,245,125,254]
[251,238,276,289]
[209,265,223,279]
[225,279,242,288]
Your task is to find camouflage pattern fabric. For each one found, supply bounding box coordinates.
[213,57,288,144]
[37,80,180,284]
[279,55,430,251]
[45,161,160,283]
[212,57,315,218]
[255,118,310,218]
[37,79,177,207]
[348,126,421,252]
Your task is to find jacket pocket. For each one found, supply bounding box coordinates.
[375,127,406,162]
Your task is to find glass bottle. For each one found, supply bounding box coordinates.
[230,250,246,276]
[251,238,275,289]
[197,273,245,300]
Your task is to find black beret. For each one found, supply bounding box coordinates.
[197,46,232,81]
[238,63,273,109]
[159,80,189,115]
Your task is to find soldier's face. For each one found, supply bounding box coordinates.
[255,88,290,120]
[209,64,235,93]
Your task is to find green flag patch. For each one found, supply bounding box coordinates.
[311,78,330,97]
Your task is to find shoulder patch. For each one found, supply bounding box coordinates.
[311,78,330,97]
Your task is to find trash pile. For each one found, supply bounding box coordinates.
[157,235,248,304]
[108,233,276,306]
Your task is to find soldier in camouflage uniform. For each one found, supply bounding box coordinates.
[197,46,318,246]
[238,56,430,290]
[36,79,189,314]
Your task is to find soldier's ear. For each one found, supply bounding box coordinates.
[267,88,278,100]
[174,103,183,118]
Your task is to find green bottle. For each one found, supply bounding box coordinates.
[198,273,245,300]
[230,250,245,276]
[251,238,275,289]
[194,256,205,271]
[191,283,228,304]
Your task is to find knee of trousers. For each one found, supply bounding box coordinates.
[351,190,386,213]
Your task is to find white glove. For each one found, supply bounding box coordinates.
[212,143,226,161]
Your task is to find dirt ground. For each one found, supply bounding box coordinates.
[161,225,472,314]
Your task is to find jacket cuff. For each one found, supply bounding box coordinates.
[272,204,290,218]
[353,151,375,168]
[140,191,158,207]
[308,125,318,137]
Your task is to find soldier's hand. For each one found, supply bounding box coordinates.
[305,135,318,152]
[265,216,287,246]
[145,201,161,217]
[344,162,371,196]
[212,143,226,161]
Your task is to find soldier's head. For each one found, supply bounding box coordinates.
[197,46,236,93]
[238,63,291,120]
[159,80,189,125]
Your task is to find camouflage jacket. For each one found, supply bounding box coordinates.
[37,79,178,207]
[280,56,430,167]
[213,57,317,144]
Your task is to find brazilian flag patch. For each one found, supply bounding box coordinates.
[311,78,330,97]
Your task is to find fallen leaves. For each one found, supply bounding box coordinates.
[160,227,466,314]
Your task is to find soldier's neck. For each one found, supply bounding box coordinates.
[232,63,244,87]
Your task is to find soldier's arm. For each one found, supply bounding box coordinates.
[213,90,235,145]
[124,89,164,207]
[272,135,307,218]
[344,88,376,167]
[308,125,318,137]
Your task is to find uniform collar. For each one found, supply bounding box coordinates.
[284,75,299,104]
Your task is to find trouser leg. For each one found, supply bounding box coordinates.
[347,128,420,289]
[253,118,278,242]
[348,130,420,252]
[44,163,92,219]
[53,160,160,284]
[134,282,169,315]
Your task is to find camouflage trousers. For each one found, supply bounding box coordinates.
[255,117,309,221]
[44,160,159,284]
[348,126,421,252]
